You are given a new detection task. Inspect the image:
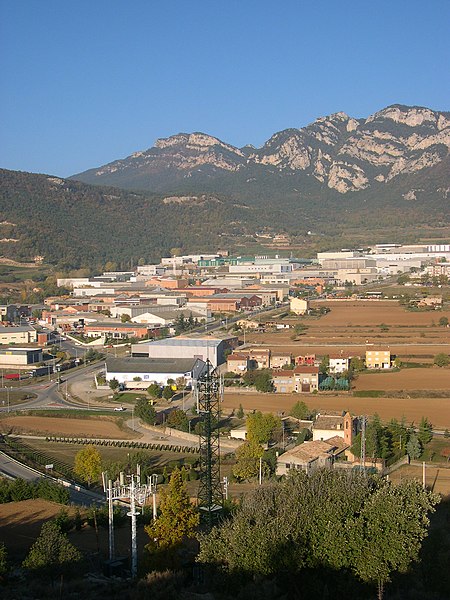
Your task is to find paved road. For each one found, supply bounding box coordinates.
[0,450,41,481]
[0,450,103,505]
[0,361,105,414]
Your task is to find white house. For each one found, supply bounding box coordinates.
[328,354,350,374]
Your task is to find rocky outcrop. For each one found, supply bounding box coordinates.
[72,104,450,195]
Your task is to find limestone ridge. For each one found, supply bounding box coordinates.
[72,105,450,194]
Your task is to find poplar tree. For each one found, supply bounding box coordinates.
[74,445,102,486]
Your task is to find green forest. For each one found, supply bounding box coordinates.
[1,162,449,270]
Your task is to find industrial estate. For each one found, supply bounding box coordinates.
[0,239,449,598]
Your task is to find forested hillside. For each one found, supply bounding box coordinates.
[1,162,449,270]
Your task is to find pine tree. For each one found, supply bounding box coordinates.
[145,468,199,553]
[22,521,81,579]
[418,416,433,446]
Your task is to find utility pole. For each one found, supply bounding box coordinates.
[149,473,158,520]
[259,456,262,485]
[128,475,138,578]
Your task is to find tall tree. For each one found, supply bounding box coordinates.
[135,398,156,424]
[166,409,189,432]
[145,468,199,568]
[74,445,102,486]
[147,383,162,399]
[350,480,440,599]
[289,400,310,420]
[247,411,281,445]
[22,521,81,579]
[418,416,433,446]
[232,439,265,481]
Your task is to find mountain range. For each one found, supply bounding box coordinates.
[72,104,450,198]
[1,104,449,270]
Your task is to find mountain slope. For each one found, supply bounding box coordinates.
[72,105,450,197]
[1,154,449,270]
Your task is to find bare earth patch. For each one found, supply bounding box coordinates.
[310,300,450,327]
[223,391,450,428]
[388,464,450,497]
[244,300,450,355]
[0,498,147,563]
[0,415,137,439]
[353,367,450,390]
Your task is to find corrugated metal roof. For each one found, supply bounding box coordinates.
[106,357,200,373]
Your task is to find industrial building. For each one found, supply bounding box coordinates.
[105,356,207,389]
[131,335,238,368]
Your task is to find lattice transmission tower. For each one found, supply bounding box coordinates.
[194,360,223,529]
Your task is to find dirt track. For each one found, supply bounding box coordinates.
[223,391,450,428]
[0,416,137,439]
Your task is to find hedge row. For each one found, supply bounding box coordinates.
[45,436,200,454]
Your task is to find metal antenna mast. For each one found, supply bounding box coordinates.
[195,360,223,529]
[102,465,151,578]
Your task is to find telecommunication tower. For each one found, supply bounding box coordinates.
[102,466,152,578]
[194,360,223,529]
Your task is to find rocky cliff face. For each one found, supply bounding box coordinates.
[72,105,450,195]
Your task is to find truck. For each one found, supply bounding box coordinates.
[4,373,21,380]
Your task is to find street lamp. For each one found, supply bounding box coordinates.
[7,386,10,413]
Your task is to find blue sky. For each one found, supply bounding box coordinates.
[1,0,449,177]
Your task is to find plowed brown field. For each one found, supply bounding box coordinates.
[223,391,450,428]
[244,300,450,356]
[0,415,137,438]
[353,367,450,390]
[310,300,450,326]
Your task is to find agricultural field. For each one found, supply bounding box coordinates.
[21,438,196,473]
[0,414,136,439]
[388,465,450,497]
[244,300,450,362]
[352,367,450,391]
[223,390,450,429]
